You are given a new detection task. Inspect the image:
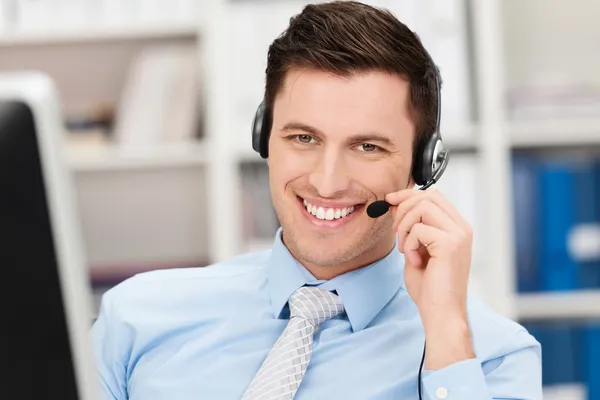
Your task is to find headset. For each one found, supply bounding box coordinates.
[251,45,447,400]
[250,49,449,192]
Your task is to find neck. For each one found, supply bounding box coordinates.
[294,234,396,281]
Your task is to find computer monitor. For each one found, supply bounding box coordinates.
[0,72,98,399]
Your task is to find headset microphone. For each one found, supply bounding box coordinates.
[366,200,391,218]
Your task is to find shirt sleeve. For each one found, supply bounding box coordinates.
[90,287,133,400]
[420,329,543,400]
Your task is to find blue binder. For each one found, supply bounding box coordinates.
[538,158,580,291]
[512,154,541,292]
[536,156,600,291]
[576,159,600,289]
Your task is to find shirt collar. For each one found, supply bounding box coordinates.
[266,228,405,332]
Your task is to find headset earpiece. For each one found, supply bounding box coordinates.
[252,101,270,159]
[413,131,439,185]
[410,51,449,189]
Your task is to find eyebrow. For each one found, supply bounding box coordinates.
[281,121,396,148]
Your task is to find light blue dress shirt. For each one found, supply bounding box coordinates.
[92,228,542,399]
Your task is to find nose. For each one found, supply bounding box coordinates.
[308,147,351,198]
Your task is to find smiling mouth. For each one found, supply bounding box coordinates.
[298,196,364,221]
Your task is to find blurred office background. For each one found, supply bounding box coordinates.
[1,0,599,398]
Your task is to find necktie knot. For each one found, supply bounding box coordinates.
[288,286,344,327]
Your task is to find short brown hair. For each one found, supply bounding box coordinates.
[265,0,440,156]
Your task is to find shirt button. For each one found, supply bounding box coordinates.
[436,387,448,399]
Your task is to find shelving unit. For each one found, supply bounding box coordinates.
[469,0,600,324]
[0,1,211,286]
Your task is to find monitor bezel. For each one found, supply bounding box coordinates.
[0,71,98,400]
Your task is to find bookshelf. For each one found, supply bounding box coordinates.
[0,0,211,286]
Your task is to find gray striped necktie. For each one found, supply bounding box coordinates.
[241,286,344,400]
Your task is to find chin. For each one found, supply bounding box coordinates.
[282,222,372,267]
[291,237,355,267]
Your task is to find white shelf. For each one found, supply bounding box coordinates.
[517,289,600,320]
[0,24,198,46]
[510,118,600,148]
[67,140,209,171]
[543,384,586,400]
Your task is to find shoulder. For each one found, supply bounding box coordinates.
[465,294,541,364]
[97,249,273,324]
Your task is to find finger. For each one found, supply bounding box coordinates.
[403,222,444,268]
[385,188,418,205]
[396,199,457,252]
[391,191,429,231]
[390,188,472,237]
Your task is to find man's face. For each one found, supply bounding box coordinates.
[267,68,415,273]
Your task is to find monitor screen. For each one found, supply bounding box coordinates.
[0,100,79,399]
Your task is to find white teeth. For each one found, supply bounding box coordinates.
[302,198,357,220]
[325,208,335,220]
[316,207,325,219]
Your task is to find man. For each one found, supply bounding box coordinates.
[92,2,542,399]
